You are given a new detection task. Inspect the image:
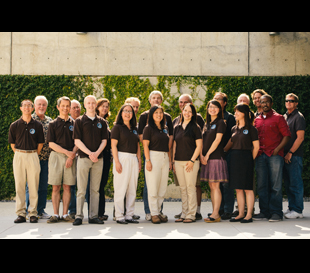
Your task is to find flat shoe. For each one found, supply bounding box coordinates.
[125,219,139,224]
[204,217,221,223]
[241,218,253,223]
[229,217,244,222]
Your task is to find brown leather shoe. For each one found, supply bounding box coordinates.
[158,214,168,223]
[30,216,38,223]
[151,215,161,224]
[14,216,26,223]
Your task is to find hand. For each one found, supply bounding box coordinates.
[65,157,73,168]
[89,152,98,163]
[115,161,122,174]
[66,150,76,160]
[200,154,209,165]
[169,161,172,171]
[272,148,279,156]
[185,161,194,172]
[146,161,152,172]
[284,152,292,164]
[138,159,142,172]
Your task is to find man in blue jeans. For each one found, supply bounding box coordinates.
[254,94,291,222]
[283,93,305,219]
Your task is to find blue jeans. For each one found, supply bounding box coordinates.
[283,156,304,214]
[255,153,284,218]
[26,160,49,215]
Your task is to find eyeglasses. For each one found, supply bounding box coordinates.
[285,100,296,103]
[123,110,133,114]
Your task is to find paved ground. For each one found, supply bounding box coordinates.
[1,201,310,239]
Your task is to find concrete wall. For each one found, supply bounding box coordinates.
[0,32,309,76]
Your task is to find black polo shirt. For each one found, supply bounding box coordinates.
[8,117,45,150]
[111,124,139,154]
[231,124,258,150]
[283,109,306,157]
[47,116,75,151]
[202,118,226,160]
[172,113,205,131]
[73,114,108,158]
[143,124,170,152]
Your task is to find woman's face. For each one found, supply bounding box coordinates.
[153,108,164,123]
[234,109,245,121]
[122,106,133,122]
[98,102,109,117]
[208,103,220,116]
[182,105,193,121]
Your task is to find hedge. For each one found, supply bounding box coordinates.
[0,75,309,200]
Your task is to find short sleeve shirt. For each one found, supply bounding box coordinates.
[173,123,202,161]
[202,118,226,160]
[172,113,205,131]
[47,117,75,151]
[231,125,259,150]
[8,117,45,150]
[73,114,108,158]
[143,125,170,152]
[111,124,139,154]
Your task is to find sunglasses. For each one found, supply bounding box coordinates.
[285,100,296,103]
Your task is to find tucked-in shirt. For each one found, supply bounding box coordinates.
[143,125,169,152]
[73,114,108,158]
[138,110,173,136]
[231,125,259,150]
[202,118,226,160]
[47,116,75,151]
[8,117,45,150]
[111,124,139,154]
[173,123,202,161]
[283,109,306,157]
[254,109,291,157]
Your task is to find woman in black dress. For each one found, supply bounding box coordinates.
[224,103,259,223]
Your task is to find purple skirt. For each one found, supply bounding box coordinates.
[200,158,229,183]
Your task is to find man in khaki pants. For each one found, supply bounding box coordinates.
[8,99,44,223]
[73,95,108,226]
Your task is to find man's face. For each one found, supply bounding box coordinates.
[253,92,262,108]
[149,94,162,107]
[70,102,81,119]
[285,95,298,112]
[34,98,47,116]
[20,101,34,115]
[213,94,226,110]
[179,95,191,111]
[260,96,273,113]
[57,100,71,117]
[237,95,250,105]
[84,97,96,113]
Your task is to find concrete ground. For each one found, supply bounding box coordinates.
[0,201,310,239]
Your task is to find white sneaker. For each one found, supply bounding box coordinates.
[145,213,152,221]
[284,210,303,219]
[38,212,51,219]
[283,209,291,215]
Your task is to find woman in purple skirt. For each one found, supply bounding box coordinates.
[200,100,229,223]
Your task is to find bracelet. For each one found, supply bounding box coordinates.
[146,159,151,162]
[190,159,194,163]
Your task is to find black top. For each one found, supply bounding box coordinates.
[111,124,139,154]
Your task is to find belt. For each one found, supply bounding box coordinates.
[16,149,37,153]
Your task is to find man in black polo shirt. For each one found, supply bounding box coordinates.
[47,97,79,223]
[73,95,108,225]
[8,99,45,223]
[283,93,306,219]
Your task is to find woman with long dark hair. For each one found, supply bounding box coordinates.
[111,103,141,224]
[200,99,228,223]
[173,103,202,223]
[224,103,259,223]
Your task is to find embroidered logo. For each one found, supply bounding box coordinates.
[243,129,249,135]
[133,130,138,135]
[69,125,74,131]
[211,124,216,129]
[163,129,168,134]
[29,129,35,134]
[97,122,102,129]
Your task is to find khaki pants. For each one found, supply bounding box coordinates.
[13,151,40,217]
[76,157,103,220]
[113,152,139,221]
[174,160,199,220]
[145,151,169,216]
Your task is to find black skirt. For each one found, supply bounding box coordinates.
[229,149,254,190]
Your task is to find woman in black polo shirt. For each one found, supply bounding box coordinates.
[111,104,141,224]
[143,105,173,224]
[224,103,259,223]
[173,104,202,223]
[200,99,228,223]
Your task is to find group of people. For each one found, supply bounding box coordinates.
[8,88,306,225]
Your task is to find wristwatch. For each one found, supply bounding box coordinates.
[288,150,294,154]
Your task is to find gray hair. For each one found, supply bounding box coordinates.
[148,90,163,101]
[71,99,81,108]
[34,95,48,105]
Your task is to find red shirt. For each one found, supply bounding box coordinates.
[254,109,291,157]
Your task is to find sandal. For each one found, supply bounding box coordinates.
[204,216,221,223]
[175,218,185,223]
[183,218,196,223]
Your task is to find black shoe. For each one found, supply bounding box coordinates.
[30,216,38,223]
[125,219,139,224]
[195,212,202,220]
[89,217,104,224]
[73,218,83,226]
[230,217,244,222]
[117,219,128,224]
[253,212,268,221]
[14,216,26,223]
[241,218,253,223]
[221,212,232,220]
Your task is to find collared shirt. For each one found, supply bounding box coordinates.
[172,113,205,132]
[73,114,108,158]
[111,123,139,154]
[143,124,170,152]
[47,116,75,151]
[32,113,52,160]
[8,117,45,150]
[254,109,291,157]
[283,108,306,157]
[231,124,259,150]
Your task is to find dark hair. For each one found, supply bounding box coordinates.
[96,98,111,119]
[214,92,228,111]
[206,99,223,125]
[260,94,273,104]
[20,99,34,107]
[147,105,166,130]
[115,103,137,129]
[180,103,198,138]
[234,103,255,128]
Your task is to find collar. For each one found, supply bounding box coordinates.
[57,116,72,122]
[261,109,275,118]
[285,108,298,117]
[20,116,35,124]
[32,112,48,122]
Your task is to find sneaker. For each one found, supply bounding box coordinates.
[145,213,152,221]
[253,212,267,221]
[38,211,51,219]
[283,209,291,215]
[195,212,202,220]
[269,214,282,222]
[61,215,75,223]
[47,215,60,223]
[284,210,303,219]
